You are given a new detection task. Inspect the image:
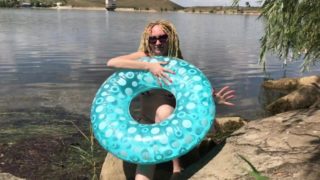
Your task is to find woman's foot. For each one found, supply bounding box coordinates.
[170,171,185,180]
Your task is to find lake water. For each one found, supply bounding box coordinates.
[0,9,319,120]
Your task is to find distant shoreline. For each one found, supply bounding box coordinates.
[49,6,106,11]
[49,6,261,15]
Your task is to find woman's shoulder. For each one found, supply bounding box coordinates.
[129,51,147,58]
[111,51,147,61]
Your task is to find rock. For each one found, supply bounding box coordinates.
[100,153,135,180]
[215,117,248,126]
[190,108,320,180]
[214,117,248,134]
[99,116,246,180]
[0,173,25,180]
[100,148,200,180]
[263,75,320,90]
[266,85,320,114]
[262,75,320,114]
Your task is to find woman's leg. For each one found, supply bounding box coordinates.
[155,105,183,173]
[135,104,180,180]
[135,164,156,180]
[154,104,174,123]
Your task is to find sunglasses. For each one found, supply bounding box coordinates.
[148,34,168,44]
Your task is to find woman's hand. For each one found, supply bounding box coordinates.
[147,62,175,86]
[213,86,236,106]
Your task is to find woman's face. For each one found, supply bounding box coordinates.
[148,25,169,56]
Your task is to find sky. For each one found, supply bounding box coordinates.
[170,0,263,7]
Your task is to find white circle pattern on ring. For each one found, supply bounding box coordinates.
[91,56,216,165]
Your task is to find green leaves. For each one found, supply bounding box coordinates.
[259,0,320,71]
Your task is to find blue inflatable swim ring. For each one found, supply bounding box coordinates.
[91,56,215,164]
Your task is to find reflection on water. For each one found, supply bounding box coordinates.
[0,9,319,120]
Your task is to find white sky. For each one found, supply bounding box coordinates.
[171,0,263,7]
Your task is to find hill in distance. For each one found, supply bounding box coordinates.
[64,0,260,14]
[116,0,183,10]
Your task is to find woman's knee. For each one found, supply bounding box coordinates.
[135,164,156,180]
[155,104,174,123]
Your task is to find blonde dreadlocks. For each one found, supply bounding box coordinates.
[138,20,183,59]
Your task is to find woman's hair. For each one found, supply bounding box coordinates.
[138,20,183,59]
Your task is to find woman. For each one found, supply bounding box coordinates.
[106,20,235,180]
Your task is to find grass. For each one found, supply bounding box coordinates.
[70,121,100,180]
[238,154,269,180]
[0,107,107,179]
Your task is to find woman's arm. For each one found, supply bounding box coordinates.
[213,86,236,106]
[107,52,174,84]
[106,51,149,70]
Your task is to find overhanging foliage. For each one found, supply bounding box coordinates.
[235,0,320,71]
[260,0,320,71]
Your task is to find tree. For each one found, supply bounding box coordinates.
[260,0,320,71]
[235,0,320,71]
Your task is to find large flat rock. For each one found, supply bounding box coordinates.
[0,173,24,180]
[191,108,320,180]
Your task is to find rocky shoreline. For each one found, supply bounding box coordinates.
[1,76,319,179]
[2,106,319,179]
[191,108,320,180]
[98,108,320,180]
[98,75,320,179]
